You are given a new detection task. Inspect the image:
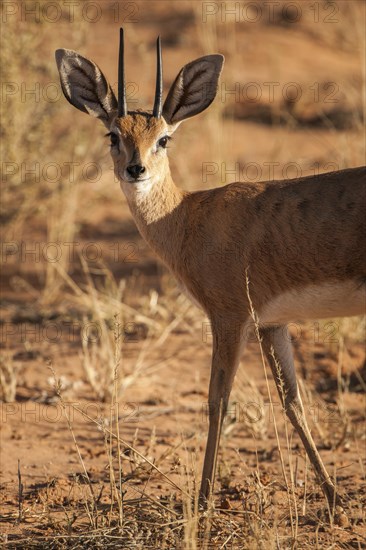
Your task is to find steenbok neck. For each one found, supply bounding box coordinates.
[125,172,187,266]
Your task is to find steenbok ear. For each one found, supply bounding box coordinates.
[162,55,224,126]
[55,49,117,127]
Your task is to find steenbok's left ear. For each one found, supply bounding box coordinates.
[55,49,117,127]
[162,54,224,126]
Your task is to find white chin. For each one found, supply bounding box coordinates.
[121,177,154,196]
[134,178,153,193]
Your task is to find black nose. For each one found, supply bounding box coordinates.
[126,164,146,179]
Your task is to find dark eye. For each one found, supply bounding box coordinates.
[158,136,170,149]
[106,132,119,147]
[110,132,119,147]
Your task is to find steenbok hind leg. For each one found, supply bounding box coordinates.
[259,324,342,511]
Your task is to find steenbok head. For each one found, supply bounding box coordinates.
[55,29,224,199]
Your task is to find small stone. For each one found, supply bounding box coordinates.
[334,506,349,528]
[220,497,231,510]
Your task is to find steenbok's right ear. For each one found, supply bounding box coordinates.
[55,49,117,127]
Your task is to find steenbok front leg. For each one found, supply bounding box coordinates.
[259,325,342,512]
[200,318,246,502]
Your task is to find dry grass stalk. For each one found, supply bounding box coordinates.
[245,271,297,538]
[0,354,17,402]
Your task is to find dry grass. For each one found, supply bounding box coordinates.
[2,357,365,549]
[0,354,18,403]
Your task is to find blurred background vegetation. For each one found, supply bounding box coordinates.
[1,0,364,307]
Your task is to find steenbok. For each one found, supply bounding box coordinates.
[56,28,365,520]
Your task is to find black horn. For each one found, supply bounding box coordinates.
[118,27,127,117]
[153,36,163,118]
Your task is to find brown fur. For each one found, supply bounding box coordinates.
[114,116,365,322]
